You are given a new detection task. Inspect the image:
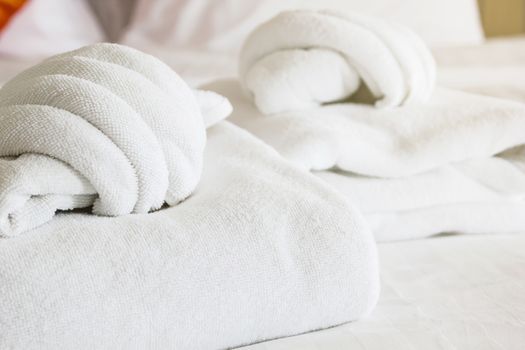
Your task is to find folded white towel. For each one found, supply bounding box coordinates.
[212,10,525,241]
[239,10,435,114]
[0,122,379,349]
[207,80,525,241]
[318,158,525,241]
[0,43,231,237]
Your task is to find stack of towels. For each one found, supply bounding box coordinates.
[210,9,525,241]
[1,8,525,350]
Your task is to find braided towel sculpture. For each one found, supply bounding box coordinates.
[239,9,435,114]
[0,43,232,237]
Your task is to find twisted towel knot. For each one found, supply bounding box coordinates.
[240,10,436,114]
[0,43,232,236]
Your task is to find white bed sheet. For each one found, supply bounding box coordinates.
[1,36,525,350]
[436,35,525,103]
[241,234,525,350]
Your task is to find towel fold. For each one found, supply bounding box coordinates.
[0,122,379,349]
[207,80,525,241]
[239,10,435,114]
[0,43,232,237]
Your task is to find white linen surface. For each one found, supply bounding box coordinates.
[436,36,525,103]
[242,233,525,350]
[0,122,379,349]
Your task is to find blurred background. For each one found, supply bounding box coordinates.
[0,0,524,87]
[479,0,525,36]
[1,0,525,48]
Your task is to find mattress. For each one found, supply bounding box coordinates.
[1,36,525,349]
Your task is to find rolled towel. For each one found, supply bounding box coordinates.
[0,43,232,237]
[239,10,435,114]
[0,122,379,349]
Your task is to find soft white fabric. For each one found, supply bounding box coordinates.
[0,0,105,59]
[194,89,233,127]
[123,0,484,51]
[0,43,231,237]
[239,10,436,114]
[207,80,525,241]
[318,162,525,241]
[0,122,379,350]
[435,36,525,104]
[242,233,525,350]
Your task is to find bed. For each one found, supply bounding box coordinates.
[0,33,524,350]
[1,1,525,349]
[0,36,524,350]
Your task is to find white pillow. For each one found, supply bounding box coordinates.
[0,0,105,59]
[123,0,484,52]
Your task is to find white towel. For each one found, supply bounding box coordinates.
[214,10,525,241]
[239,10,435,114]
[0,122,379,349]
[207,80,525,241]
[0,43,232,237]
